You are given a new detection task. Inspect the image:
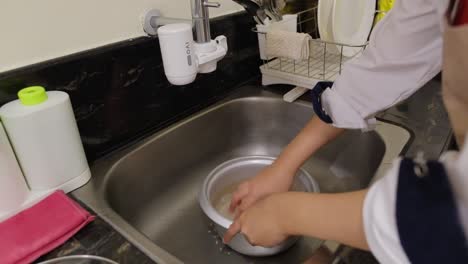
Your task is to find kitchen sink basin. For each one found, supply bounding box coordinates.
[74,86,403,264]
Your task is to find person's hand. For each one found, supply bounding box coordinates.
[223,194,290,247]
[229,164,295,214]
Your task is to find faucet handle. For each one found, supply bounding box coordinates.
[204,1,221,8]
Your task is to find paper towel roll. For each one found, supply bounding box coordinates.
[0,90,90,192]
[0,122,29,213]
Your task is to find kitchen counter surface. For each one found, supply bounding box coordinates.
[36,199,154,264]
[38,76,451,264]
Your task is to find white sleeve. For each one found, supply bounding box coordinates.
[363,159,410,264]
[364,142,468,264]
[441,138,468,238]
[322,0,443,130]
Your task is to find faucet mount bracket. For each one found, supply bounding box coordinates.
[142,9,192,36]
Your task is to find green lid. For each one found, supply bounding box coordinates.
[18,86,48,106]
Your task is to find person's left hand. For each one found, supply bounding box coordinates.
[223,194,290,247]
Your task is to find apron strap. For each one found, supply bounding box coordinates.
[396,158,468,263]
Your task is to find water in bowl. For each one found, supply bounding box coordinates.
[211,176,309,222]
[212,183,239,221]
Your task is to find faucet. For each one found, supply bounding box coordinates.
[140,0,283,86]
[189,0,229,74]
[142,3,228,85]
[191,0,221,43]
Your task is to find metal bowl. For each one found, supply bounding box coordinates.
[37,255,118,264]
[199,156,319,256]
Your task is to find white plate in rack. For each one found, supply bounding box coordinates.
[332,0,375,57]
[318,0,334,41]
[318,0,339,53]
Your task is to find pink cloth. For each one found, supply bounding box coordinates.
[0,191,95,264]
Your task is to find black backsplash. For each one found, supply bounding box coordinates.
[0,12,261,161]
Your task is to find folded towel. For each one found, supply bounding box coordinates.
[0,191,95,264]
[265,30,312,61]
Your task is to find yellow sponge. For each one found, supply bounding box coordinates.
[375,0,395,24]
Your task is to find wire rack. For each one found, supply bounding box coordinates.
[255,7,370,88]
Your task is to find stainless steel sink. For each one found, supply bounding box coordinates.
[74,86,389,264]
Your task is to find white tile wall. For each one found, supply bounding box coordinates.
[0,0,244,73]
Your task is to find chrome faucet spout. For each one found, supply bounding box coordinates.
[191,0,220,43]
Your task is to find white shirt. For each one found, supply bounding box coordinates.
[364,140,468,264]
[321,0,468,263]
[322,0,447,130]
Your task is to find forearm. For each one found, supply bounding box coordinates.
[273,116,344,175]
[277,191,369,250]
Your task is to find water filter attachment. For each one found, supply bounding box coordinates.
[157,23,228,86]
[158,24,198,85]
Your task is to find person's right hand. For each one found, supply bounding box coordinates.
[229,163,295,214]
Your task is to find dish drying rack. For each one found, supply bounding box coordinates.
[254,7,370,102]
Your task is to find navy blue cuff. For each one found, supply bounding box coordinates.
[310,81,334,124]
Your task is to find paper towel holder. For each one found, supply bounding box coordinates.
[0,86,92,220]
